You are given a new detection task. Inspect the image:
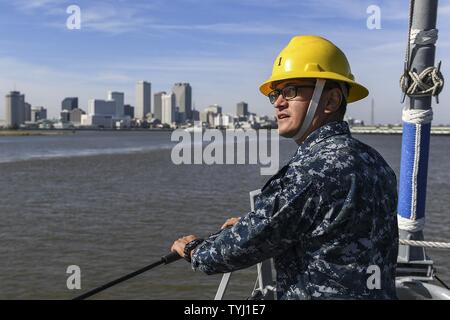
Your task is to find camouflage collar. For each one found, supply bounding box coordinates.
[297,121,351,153]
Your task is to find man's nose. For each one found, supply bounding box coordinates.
[274,94,288,109]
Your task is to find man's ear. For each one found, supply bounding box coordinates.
[323,88,342,114]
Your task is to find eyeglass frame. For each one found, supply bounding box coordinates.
[268,85,316,104]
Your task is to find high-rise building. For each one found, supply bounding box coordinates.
[161,93,176,125]
[205,104,222,114]
[153,91,166,121]
[124,104,134,118]
[60,110,70,122]
[136,81,151,120]
[5,91,25,128]
[214,113,234,128]
[202,104,223,128]
[88,99,116,116]
[69,108,85,124]
[108,91,125,117]
[31,107,47,122]
[207,112,216,128]
[62,97,78,111]
[24,102,31,122]
[82,99,116,128]
[199,111,208,124]
[236,101,248,117]
[191,109,200,121]
[172,83,192,121]
[82,99,115,128]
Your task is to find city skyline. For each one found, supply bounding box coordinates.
[1,83,276,130]
[0,79,276,122]
[1,80,274,123]
[0,1,449,123]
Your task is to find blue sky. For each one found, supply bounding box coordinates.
[0,0,449,123]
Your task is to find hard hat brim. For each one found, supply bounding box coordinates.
[259,71,369,103]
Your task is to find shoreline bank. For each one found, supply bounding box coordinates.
[1,126,450,136]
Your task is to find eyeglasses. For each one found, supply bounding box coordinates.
[268,85,315,104]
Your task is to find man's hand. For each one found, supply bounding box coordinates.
[171,216,240,260]
[221,217,241,230]
[171,235,198,258]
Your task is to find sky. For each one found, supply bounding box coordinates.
[0,0,449,124]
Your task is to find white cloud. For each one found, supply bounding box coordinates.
[79,5,149,34]
[10,0,151,34]
[13,0,69,12]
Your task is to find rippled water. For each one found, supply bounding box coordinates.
[0,131,449,299]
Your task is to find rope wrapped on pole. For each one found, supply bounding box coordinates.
[400,63,444,101]
[400,1,444,103]
[400,239,450,249]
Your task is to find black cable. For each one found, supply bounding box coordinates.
[72,228,228,300]
[73,252,181,300]
[434,274,450,291]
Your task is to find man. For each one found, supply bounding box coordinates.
[171,35,398,299]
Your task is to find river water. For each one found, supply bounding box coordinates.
[0,130,448,299]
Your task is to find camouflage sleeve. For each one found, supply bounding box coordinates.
[191,172,317,275]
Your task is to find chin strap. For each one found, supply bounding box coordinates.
[290,78,326,142]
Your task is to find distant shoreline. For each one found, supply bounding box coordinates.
[0,130,74,136]
[350,126,450,136]
[0,128,174,136]
[1,126,450,136]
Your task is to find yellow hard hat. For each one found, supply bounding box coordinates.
[259,35,369,103]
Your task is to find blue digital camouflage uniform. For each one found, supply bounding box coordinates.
[191,121,399,300]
